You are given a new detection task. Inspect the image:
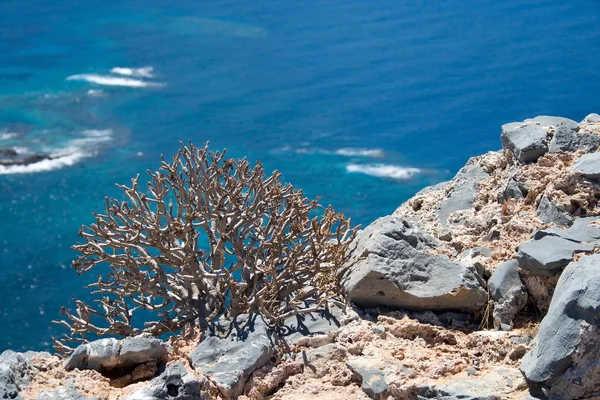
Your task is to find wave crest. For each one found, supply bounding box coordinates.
[66,74,164,88]
[110,66,154,78]
[346,163,421,180]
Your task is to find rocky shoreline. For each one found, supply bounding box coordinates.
[3,113,600,399]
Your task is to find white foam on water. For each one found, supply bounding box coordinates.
[66,74,164,88]
[0,152,86,174]
[0,132,17,141]
[335,148,385,158]
[110,66,154,78]
[87,89,106,97]
[346,163,421,180]
[272,146,385,158]
[0,129,114,175]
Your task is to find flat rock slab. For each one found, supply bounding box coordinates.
[340,216,487,312]
[534,216,600,244]
[516,236,593,276]
[436,164,489,225]
[128,363,207,400]
[536,196,573,227]
[347,357,389,399]
[521,254,600,399]
[573,152,600,180]
[280,307,342,345]
[190,318,273,399]
[418,366,526,400]
[37,385,96,400]
[488,260,527,330]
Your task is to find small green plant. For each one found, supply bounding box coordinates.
[54,142,356,354]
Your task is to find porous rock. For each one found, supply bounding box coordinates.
[582,113,600,123]
[339,216,487,312]
[549,125,600,153]
[572,152,600,180]
[521,254,600,399]
[190,317,273,398]
[0,351,50,400]
[516,235,593,276]
[500,122,548,163]
[488,260,527,330]
[128,363,207,400]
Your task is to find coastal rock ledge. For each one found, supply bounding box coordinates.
[3,113,600,399]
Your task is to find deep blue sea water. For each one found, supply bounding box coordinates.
[1,0,600,351]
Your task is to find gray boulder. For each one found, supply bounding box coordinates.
[347,358,388,399]
[459,247,492,280]
[339,216,487,313]
[65,338,120,371]
[501,122,548,163]
[582,113,600,123]
[521,254,600,399]
[65,335,169,373]
[437,165,489,225]
[516,236,593,276]
[572,152,600,180]
[119,336,169,369]
[535,196,573,227]
[534,216,600,244]
[190,317,273,398]
[128,363,206,400]
[488,260,527,330]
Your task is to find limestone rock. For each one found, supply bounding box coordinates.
[583,113,600,123]
[437,165,489,225]
[279,307,342,346]
[521,254,600,399]
[37,385,95,400]
[572,152,600,180]
[65,338,120,371]
[534,216,600,244]
[418,366,525,400]
[340,216,487,313]
[128,363,207,400]
[501,122,548,163]
[549,126,600,153]
[525,116,579,131]
[535,196,573,227]
[516,236,593,276]
[346,357,388,399]
[501,178,524,202]
[488,260,527,330]
[0,351,34,400]
[190,317,273,398]
[119,336,169,369]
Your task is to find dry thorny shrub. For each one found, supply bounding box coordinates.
[54,142,357,355]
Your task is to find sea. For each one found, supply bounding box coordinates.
[1,0,599,352]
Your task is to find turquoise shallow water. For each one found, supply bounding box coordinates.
[1,0,600,351]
